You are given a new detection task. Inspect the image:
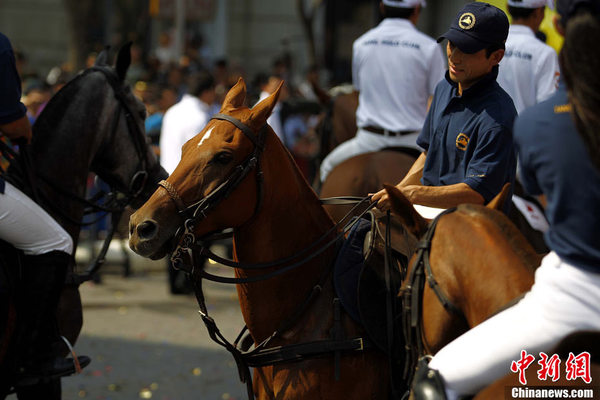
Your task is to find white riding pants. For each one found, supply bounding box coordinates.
[429,252,600,399]
[0,181,73,255]
[319,128,421,182]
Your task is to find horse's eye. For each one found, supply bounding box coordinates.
[214,152,233,165]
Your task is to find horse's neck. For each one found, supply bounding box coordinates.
[442,208,537,326]
[233,134,336,341]
[29,91,105,239]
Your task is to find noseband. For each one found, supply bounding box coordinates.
[160,113,267,269]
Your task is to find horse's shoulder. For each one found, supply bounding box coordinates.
[450,204,540,269]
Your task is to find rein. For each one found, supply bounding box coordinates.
[401,207,465,384]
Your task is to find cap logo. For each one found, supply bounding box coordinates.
[458,12,476,30]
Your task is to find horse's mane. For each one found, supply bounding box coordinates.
[33,71,105,138]
[456,204,540,272]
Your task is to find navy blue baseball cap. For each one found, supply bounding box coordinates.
[437,2,509,54]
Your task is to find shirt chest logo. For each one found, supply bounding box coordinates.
[458,13,476,30]
[456,133,470,151]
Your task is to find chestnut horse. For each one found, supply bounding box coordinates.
[320,150,417,224]
[129,79,391,399]
[382,185,543,391]
[0,44,167,397]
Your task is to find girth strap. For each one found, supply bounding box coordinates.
[244,337,369,367]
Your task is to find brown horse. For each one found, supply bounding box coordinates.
[129,79,390,399]
[320,150,417,224]
[381,185,551,396]
[383,184,540,355]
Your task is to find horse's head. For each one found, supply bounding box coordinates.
[87,43,168,208]
[129,78,281,259]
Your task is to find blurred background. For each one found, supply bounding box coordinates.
[0,0,562,93]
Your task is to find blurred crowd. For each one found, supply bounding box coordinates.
[14,30,327,183]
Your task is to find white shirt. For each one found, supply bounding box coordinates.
[497,25,560,114]
[353,18,445,132]
[159,94,211,174]
[257,91,284,143]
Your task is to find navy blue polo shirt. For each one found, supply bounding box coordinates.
[514,82,600,272]
[1,32,27,194]
[417,66,517,211]
[0,32,26,125]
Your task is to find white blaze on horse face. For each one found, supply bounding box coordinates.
[198,126,215,147]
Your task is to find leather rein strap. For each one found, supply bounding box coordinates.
[401,207,465,383]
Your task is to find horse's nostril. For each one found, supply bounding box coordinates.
[137,220,158,240]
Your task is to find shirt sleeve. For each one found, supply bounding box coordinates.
[535,47,560,104]
[463,125,516,203]
[0,46,27,125]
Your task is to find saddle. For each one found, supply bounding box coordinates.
[333,210,417,353]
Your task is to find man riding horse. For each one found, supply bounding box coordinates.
[0,31,90,385]
[373,2,517,217]
[319,0,445,182]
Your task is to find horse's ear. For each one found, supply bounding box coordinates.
[220,78,247,112]
[250,80,283,126]
[384,184,428,237]
[115,42,132,82]
[487,183,511,211]
[95,46,110,66]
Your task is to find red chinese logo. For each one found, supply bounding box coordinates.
[537,352,561,382]
[511,350,593,385]
[511,350,536,385]
[565,352,592,384]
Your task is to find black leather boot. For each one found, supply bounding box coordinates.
[15,251,90,385]
[412,357,448,400]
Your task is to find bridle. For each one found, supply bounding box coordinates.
[157,113,383,399]
[400,207,465,385]
[163,113,267,271]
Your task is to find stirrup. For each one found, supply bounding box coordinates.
[15,336,91,387]
[412,357,448,400]
[61,335,85,374]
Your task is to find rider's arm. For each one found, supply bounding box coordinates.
[401,181,484,209]
[397,152,426,188]
[0,114,32,143]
